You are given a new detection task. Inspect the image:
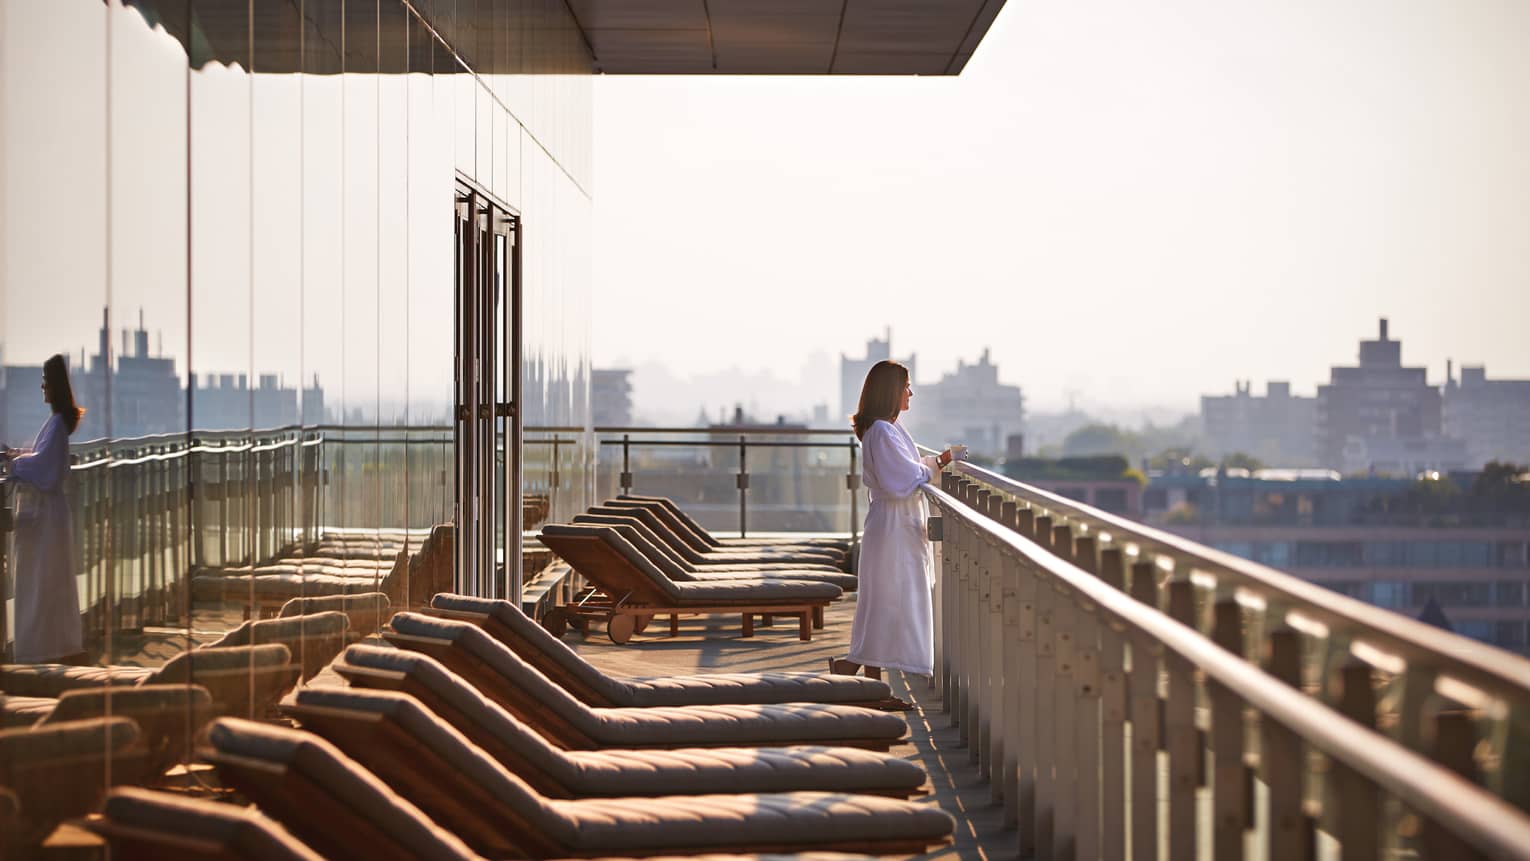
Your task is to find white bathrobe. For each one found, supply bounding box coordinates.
[9,413,83,662]
[846,418,939,676]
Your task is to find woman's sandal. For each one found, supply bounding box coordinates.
[875,696,916,712]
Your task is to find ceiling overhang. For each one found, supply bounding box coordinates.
[567,0,1008,75]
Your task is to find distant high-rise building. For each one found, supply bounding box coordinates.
[1200,380,1317,466]
[908,348,1024,458]
[591,369,633,427]
[1445,363,1530,468]
[1317,318,1464,474]
[839,329,916,424]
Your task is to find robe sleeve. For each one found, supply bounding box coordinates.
[10,417,66,493]
[865,422,932,498]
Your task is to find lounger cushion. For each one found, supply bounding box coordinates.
[193,572,393,603]
[152,644,294,683]
[204,718,483,861]
[575,514,844,573]
[1,694,60,728]
[303,667,925,796]
[431,594,891,707]
[542,524,842,604]
[587,506,843,566]
[42,684,213,725]
[101,788,323,861]
[0,663,150,697]
[557,792,953,852]
[208,611,348,650]
[612,496,851,552]
[572,515,853,584]
[388,614,905,747]
[277,592,390,616]
[0,716,140,766]
[284,688,944,853]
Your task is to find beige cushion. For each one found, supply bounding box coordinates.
[388,614,905,748]
[586,506,843,566]
[0,716,140,767]
[204,718,486,861]
[152,644,293,683]
[612,496,850,553]
[102,788,322,861]
[430,594,890,707]
[277,592,390,619]
[42,684,212,725]
[305,662,923,797]
[208,611,348,650]
[572,515,853,584]
[277,688,946,855]
[1,695,61,728]
[0,663,150,697]
[541,525,842,604]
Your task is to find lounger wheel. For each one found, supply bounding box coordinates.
[633,613,654,634]
[607,614,636,645]
[542,608,570,639]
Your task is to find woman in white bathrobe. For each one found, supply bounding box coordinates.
[3,354,85,663]
[830,360,955,690]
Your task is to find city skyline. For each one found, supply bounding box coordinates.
[591,0,1530,409]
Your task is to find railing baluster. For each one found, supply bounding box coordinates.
[1036,557,1058,859]
[1051,525,1078,860]
[941,475,960,720]
[1099,548,1129,861]
[986,535,1007,800]
[1016,545,1041,857]
[1165,578,1199,861]
[975,489,994,778]
[1423,707,1486,860]
[1001,544,1024,829]
[1210,597,1248,861]
[1331,656,1380,861]
[1264,625,1311,861]
[1129,560,1160,861]
[1074,536,1103,861]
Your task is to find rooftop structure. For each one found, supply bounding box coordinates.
[1446,363,1530,468]
[907,347,1024,458]
[1200,379,1317,466]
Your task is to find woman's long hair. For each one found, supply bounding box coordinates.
[852,360,909,440]
[43,354,84,435]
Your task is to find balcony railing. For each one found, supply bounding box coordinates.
[930,460,1530,859]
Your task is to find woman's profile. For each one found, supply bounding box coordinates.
[829,360,958,702]
[3,354,85,663]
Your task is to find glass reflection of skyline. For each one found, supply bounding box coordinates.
[0,307,325,446]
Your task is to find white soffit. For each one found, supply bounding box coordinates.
[565,0,1008,75]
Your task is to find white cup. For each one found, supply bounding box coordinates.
[949,444,968,462]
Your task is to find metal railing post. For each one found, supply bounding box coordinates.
[737,435,748,538]
[619,434,632,494]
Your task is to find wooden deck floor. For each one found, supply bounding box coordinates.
[567,595,1016,861]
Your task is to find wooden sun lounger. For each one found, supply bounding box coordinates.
[426,593,900,710]
[85,787,323,861]
[201,717,952,860]
[587,504,844,568]
[573,512,853,584]
[204,612,350,682]
[291,665,927,799]
[540,524,841,643]
[612,496,852,552]
[372,613,908,752]
[35,685,216,781]
[197,719,486,861]
[0,717,150,851]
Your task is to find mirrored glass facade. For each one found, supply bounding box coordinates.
[0,0,591,808]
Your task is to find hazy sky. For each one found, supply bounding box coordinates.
[591,0,1530,414]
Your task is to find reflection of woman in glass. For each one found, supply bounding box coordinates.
[3,355,85,662]
[829,360,955,697]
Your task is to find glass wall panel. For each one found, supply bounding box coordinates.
[1,0,591,838]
